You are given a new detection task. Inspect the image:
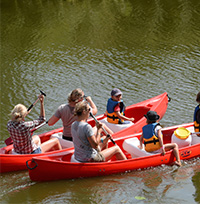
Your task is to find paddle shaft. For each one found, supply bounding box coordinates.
[89,112,116,145]
[31,120,49,132]
[27,90,46,111]
[191,132,200,135]
[84,95,116,145]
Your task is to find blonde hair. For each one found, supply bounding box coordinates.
[74,101,88,116]
[68,88,83,103]
[10,104,27,122]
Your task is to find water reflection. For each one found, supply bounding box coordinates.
[2,0,200,51]
[192,172,200,202]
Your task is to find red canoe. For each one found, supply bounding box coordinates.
[0,92,169,173]
[27,122,200,182]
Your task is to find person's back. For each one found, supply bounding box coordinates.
[142,122,161,152]
[71,121,96,162]
[54,104,76,139]
[139,111,181,166]
[7,119,39,154]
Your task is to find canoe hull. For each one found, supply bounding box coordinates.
[27,122,200,182]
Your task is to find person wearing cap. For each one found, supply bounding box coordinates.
[139,111,181,167]
[194,91,200,137]
[105,88,134,124]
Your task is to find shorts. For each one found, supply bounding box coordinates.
[63,135,73,141]
[150,146,165,154]
[89,152,105,162]
[31,147,42,154]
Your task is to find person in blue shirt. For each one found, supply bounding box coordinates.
[106,88,134,124]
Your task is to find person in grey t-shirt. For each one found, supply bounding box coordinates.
[48,88,98,141]
[71,101,127,162]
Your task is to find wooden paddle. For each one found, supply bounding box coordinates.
[191,132,200,135]
[4,90,46,146]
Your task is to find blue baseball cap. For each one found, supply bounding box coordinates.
[111,88,122,96]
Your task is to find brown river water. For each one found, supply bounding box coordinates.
[0,0,200,203]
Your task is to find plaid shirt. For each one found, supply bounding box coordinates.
[7,116,45,154]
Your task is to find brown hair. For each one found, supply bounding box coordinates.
[74,101,88,116]
[10,104,27,122]
[196,92,200,103]
[68,88,83,103]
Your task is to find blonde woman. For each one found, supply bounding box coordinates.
[7,95,62,154]
[48,88,99,141]
[71,101,127,162]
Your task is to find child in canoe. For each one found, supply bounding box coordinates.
[194,91,200,136]
[105,88,134,124]
[139,111,181,167]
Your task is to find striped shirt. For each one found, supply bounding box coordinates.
[7,117,45,154]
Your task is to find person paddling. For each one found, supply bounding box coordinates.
[71,101,127,162]
[48,88,113,141]
[139,111,181,167]
[7,95,62,154]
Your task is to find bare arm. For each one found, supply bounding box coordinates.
[39,95,45,118]
[85,96,98,115]
[115,111,134,122]
[48,115,60,126]
[88,133,100,149]
[87,122,103,149]
[139,133,144,149]
[157,129,165,155]
[157,129,164,147]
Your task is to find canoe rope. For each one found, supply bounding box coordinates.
[167,94,171,102]
[26,159,38,170]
